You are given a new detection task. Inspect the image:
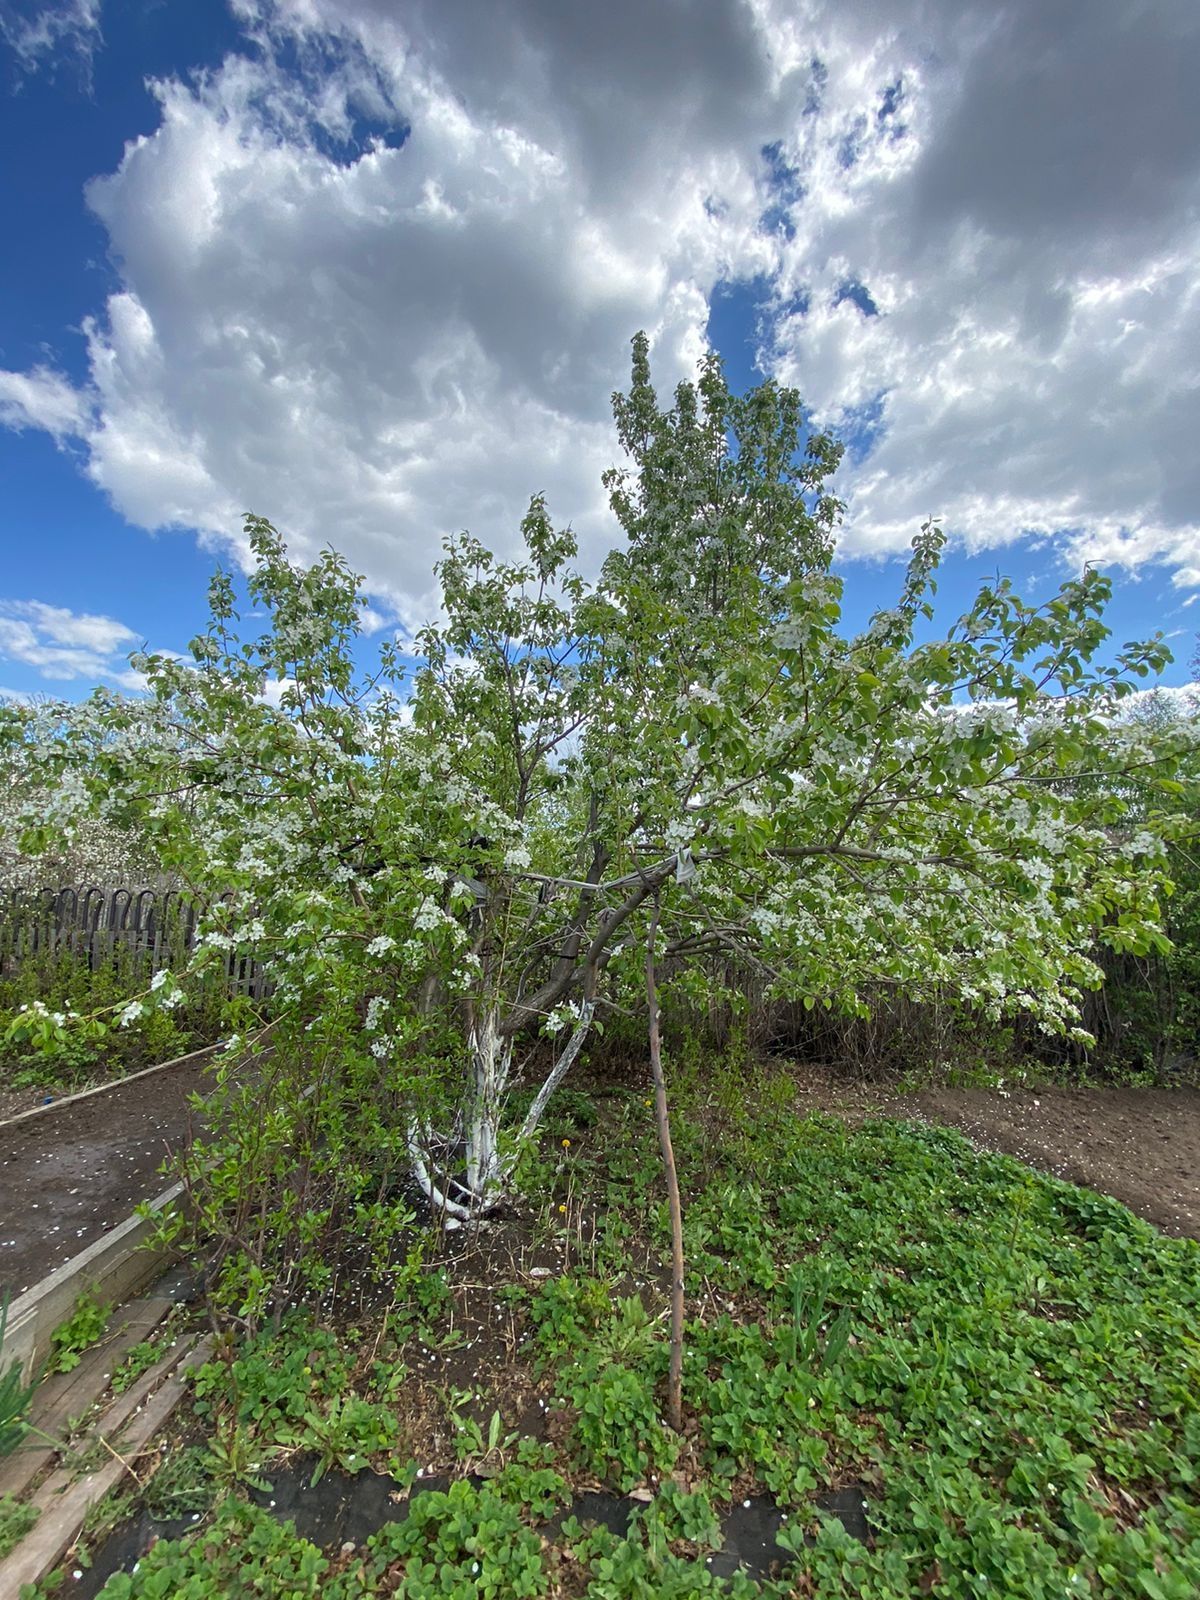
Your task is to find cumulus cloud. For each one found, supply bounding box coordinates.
[1125,683,1199,714]
[759,1,1200,587]
[1,0,1197,621]
[259,675,295,708]
[0,598,138,682]
[3,6,776,621]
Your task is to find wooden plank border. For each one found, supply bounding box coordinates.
[0,1179,186,1384]
[0,1334,214,1594]
[2,1041,272,1380]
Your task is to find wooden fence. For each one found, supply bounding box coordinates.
[0,885,266,997]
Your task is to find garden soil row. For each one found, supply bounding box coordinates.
[789,1066,1200,1240]
[0,1055,215,1297]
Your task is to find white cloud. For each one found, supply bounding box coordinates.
[1130,682,1198,708]
[357,605,392,634]
[0,2,781,622]
[0,0,102,76]
[0,599,138,682]
[0,0,1197,625]
[259,675,295,708]
[7,599,136,654]
[756,1,1200,585]
[0,366,91,440]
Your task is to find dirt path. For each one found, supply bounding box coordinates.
[0,1056,215,1298]
[791,1067,1200,1240]
[0,1061,191,1125]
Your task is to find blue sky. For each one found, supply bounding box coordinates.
[1,0,1197,701]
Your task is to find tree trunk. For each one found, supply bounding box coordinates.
[464,1007,513,1200]
[517,1003,594,1142]
[407,1000,594,1225]
[646,896,685,1433]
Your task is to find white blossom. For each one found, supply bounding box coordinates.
[412,896,445,932]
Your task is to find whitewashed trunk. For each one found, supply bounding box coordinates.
[463,1007,512,1203]
[407,1001,595,1226]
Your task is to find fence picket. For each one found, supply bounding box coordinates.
[0,884,266,997]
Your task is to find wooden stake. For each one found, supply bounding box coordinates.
[646,893,685,1433]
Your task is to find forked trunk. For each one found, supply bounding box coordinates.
[408,1001,594,1226]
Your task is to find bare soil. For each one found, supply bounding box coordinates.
[0,1038,221,1123]
[789,1065,1200,1240]
[0,1055,215,1298]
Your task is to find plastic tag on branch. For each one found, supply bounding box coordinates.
[674,847,696,885]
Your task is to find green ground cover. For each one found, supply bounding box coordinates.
[0,950,227,1097]
[40,1075,1200,1599]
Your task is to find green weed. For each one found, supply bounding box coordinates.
[192,1316,407,1485]
[0,1492,38,1559]
[109,1340,161,1395]
[96,1499,328,1598]
[336,1478,549,1598]
[0,1293,35,1456]
[47,1289,107,1375]
[536,1102,1200,1593]
[85,1091,1200,1598]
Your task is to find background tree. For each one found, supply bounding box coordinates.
[1075,685,1200,1076]
[0,693,164,889]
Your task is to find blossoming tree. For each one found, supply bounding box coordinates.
[0,336,1185,1297]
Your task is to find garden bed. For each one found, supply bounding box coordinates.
[0,1029,222,1125]
[896,1080,1200,1241]
[0,1049,218,1298]
[786,1066,1200,1240]
[72,1463,871,1596]
[16,1075,1199,1598]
